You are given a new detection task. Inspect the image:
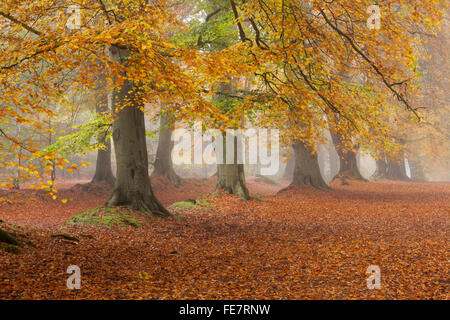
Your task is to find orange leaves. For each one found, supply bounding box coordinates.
[0,179,449,299]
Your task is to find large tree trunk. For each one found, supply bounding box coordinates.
[215,132,250,199]
[318,145,328,181]
[151,114,182,185]
[283,140,329,190]
[328,144,339,181]
[91,136,115,185]
[409,159,426,182]
[330,131,366,183]
[386,159,410,181]
[371,158,388,180]
[88,76,115,185]
[282,149,295,180]
[105,79,170,216]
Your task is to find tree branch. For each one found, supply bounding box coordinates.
[0,11,42,36]
[319,8,421,119]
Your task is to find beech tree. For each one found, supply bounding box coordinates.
[90,78,115,186]
[185,0,252,198]
[330,131,366,183]
[372,157,389,180]
[287,139,329,190]
[219,0,444,191]
[0,0,235,215]
[386,158,410,181]
[0,0,446,226]
[151,113,182,185]
[104,73,169,214]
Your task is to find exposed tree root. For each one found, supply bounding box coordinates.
[332,171,368,186]
[105,187,172,218]
[278,177,331,194]
[151,171,183,188]
[0,228,19,246]
[51,234,80,242]
[216,175,250,200]
[71,181,113,194]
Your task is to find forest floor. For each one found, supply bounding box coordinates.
[0,178,448,299]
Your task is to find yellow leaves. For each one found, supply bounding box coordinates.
[138,272,153,280]
[44,153,55,160]
[0,0,445,194]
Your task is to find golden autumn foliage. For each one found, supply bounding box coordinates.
[1,0,449,303]
[0,0,447,189]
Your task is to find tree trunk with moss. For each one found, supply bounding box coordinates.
[105,78,170,216]
[151,114,182,185]
[216,132,250,199]
[283,140,329,190]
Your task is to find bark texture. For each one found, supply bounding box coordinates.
[91,136,115,185]
[215,132,250,199]
[328,144,340,181]
[282,149,295,180]
[90,79,115,185]
[371,158,388,180]
[105,79,170,216]
[151,114,182,185]
[386,159,410,181]
[330,131,366,183]
[409,159,426,182]
[284,140,329,190]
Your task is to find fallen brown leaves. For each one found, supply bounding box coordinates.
[0,179,448,299]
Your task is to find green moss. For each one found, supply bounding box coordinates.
[196,198,214,208]
[212,190,223,198]
[66,207,142,228]
[24,240,36,247]
[172,214,184,222]
[252,196,267,202]
[0,244,21,254]
[169,201,196,209]
[168,197,215,213]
